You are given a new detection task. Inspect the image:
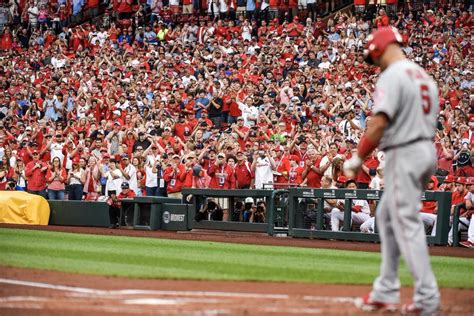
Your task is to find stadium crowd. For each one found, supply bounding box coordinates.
[0,0,472,239]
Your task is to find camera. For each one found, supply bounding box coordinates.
[6,181,16,191]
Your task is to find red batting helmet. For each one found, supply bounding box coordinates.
[364,27,404,64]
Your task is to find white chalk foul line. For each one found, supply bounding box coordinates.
[303,295,355,303]
[0,296,50,302]
[0,278,288,300]
[0,277,357,311]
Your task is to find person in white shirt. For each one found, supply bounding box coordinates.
[68,159,86,200]
[331,180,371,231]
[238,97,259,127]
[319,142,342,177]
[252,149,276,189]
[219,0,228,18]
[104,159,124,196]
[338,107,361,140]
[27,2,39,28]
[145,157,159,196]
[49,133,66,163]
[459,178,474,248]
[118,155,138,195]
[369,167,384,190]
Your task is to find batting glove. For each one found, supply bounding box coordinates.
[343,155,363,178]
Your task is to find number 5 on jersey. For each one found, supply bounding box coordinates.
[420,84,431,114]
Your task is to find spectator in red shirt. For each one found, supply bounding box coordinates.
[375,8,390,28]
[108,181,136,228]
[208,152,236,189]
[234,151,254,189]
[25,149,48,198]
[163,154,186,199]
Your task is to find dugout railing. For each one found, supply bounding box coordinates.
[287,188,452,245]
[452,203,469,247]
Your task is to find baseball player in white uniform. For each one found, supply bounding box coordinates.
[457,177,474,248]
[330,179,371,231]
[344,27,440,315]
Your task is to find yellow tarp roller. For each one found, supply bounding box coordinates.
[0,191,50,225]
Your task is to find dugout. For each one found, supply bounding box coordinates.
[287,188,452,245]
[48,197,184,230]
[132,196,184,231]
[181,188,288,235]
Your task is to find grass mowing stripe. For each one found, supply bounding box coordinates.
[0,228,472,288]
[0,242,382,284]
[0,237,381,271]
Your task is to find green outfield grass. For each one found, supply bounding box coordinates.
[0,228,472,288]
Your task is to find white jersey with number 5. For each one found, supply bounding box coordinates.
[373,60,439,150]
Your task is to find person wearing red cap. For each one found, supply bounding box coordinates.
[439,174,456,192]
[344,27,441,314]
[25,150,48,198]
[447,177,471,246]
[67,157,86,200]
[451,177,468,206]
[334,175,347,189]
[420,176,439,237]
[459,178,474,248]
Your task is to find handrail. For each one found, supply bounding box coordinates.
[267,189,289,235]
[452,203,465,247]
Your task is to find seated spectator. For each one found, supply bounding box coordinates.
[107,182,137,228]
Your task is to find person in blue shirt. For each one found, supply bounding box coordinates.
[328,27,340,42]
[144,26,158,45]
[193,90,210,119]
[246,0,256,20]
